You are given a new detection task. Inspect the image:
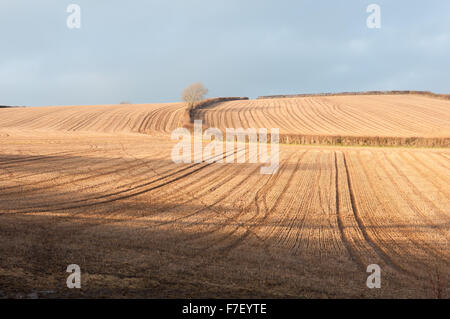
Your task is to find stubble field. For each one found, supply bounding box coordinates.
[0,94,448,298]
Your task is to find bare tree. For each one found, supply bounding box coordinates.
[181,82,208,110]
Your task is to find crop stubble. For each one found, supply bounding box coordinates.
[0,95,448,298]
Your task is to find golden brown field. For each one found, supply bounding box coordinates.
[199,95,450,137]
[0,94,449,298]
[196,95,450,146]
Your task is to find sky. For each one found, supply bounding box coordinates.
[0,0,449,106]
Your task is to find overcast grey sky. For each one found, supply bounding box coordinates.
[0,0,449,106]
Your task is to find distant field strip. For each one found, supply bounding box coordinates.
[197,95,450,146]
[0,103,186,134]
[1,94,449,146]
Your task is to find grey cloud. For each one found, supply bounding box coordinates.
[0,0,449,106]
